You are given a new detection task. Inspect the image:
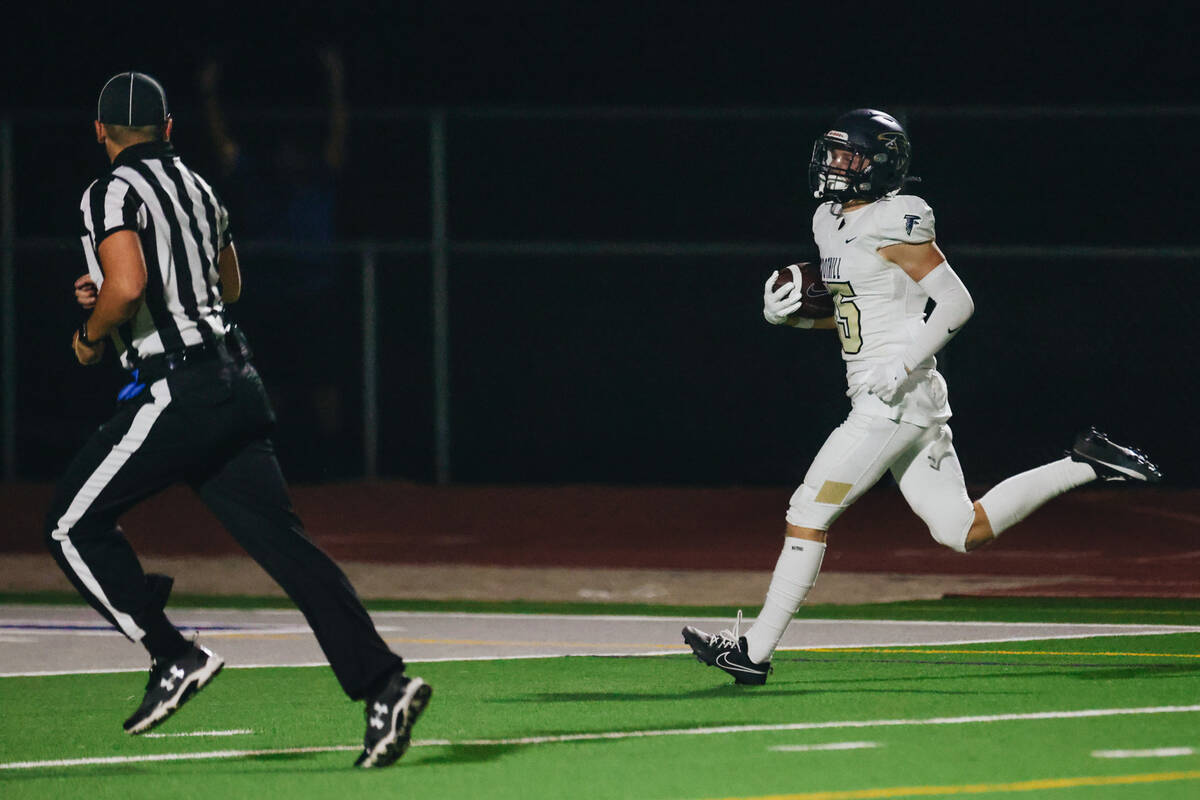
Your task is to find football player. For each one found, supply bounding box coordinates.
[682,109,1161,685]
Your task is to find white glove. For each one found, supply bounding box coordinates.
[763,269,803,325]
[865,358,911,405]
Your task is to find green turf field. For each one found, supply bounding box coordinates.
[2,604,1200,799]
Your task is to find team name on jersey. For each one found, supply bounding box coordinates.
[820,256,842,281]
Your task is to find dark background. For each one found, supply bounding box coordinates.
[3,4,1198,486]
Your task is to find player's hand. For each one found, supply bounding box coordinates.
[72,329,105,366]
[866,358,910,404]
[74,274,98,309]
[763,272,803,325]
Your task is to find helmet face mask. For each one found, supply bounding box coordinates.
[808,109,913,202]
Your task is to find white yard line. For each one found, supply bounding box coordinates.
[0,746,360,770]
[1092,747,1196,758]
[769,741,880,752]
[3,704,1199,771]
[420,704,1200,747]
[142,729,254,739]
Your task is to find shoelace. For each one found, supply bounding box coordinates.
[713,610,744,649]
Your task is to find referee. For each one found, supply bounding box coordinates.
[45,71,430,768]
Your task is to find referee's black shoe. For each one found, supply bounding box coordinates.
[355,671,433,768]
[124,643,225,734]
[1070,428,1162,483]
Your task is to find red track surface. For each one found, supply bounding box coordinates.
[5,483,1199,597]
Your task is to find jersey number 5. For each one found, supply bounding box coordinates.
[825,281,862,354]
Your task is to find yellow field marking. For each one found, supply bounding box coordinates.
[384,637,681,649]
[805,648,1200,659]
[880,605,1198,618]
[201,633,687,649]
[713,769,1200,799]
[205,633,310,640]
[1086,608,1199,617]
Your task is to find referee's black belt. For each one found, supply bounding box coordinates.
[134,339,235,382]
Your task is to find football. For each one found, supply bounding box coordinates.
[771,262,834,319]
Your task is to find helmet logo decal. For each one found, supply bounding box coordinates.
[877,132,904,151]
[825,130,849,142]
[904,214,921,235]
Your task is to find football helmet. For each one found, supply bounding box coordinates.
[808,109,913,202]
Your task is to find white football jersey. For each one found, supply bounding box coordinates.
[811,193,951,425]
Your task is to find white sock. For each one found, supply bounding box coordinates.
[744,538,826,664]
[977,457,1097,536]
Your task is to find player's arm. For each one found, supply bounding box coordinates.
[218,243,241,303]
[73,231,147,365]
[879,240,974,370]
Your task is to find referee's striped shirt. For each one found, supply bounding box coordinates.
[79,140,232,369]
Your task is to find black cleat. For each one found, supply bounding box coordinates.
[123,643,224,734]
[682,619,771,686]
[355,672,432,768]
[1070,428,1162,483]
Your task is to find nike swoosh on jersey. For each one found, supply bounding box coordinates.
[844,236,857,243]
[948,327,960,334]
[715,651,767,675]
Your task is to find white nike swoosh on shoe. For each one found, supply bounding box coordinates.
[1088,459,1148,480]
[715,652,766,675]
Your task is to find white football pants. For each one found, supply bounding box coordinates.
[786,410,974,552]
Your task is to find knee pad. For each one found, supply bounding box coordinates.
[785,483,846,530]
[926,502,974,553]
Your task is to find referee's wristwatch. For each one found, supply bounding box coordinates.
[78,319,102,347]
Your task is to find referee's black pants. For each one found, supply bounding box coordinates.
[44,355,402,700]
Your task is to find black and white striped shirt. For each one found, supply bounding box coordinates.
[79,140,232,368]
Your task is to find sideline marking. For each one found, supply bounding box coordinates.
[7,607,1199,628]
[5,632,1200,679]
[4,704,1198,770]
[778,629,1200,652]
[715,770,1200,799]
[813,647,1200,659]
[384,636,681,648]
[142,729,254,739]
[769,742,879,753]
[1093,747,1195,758]
[2,611,1197,678]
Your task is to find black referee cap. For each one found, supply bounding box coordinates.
[97,71,169,126]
